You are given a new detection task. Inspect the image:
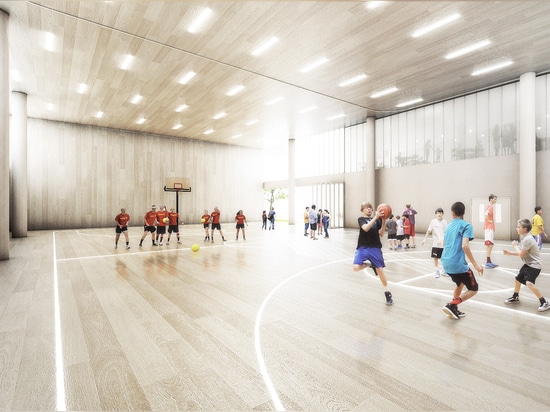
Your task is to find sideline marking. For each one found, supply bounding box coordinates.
[52,232,67,411]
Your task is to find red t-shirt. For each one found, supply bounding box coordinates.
[156,211,168,226]
[168,212,179,225]
[211,211,220,224]
[115,213,130,227]
[235,214,246,225]
[144,211,157,226]
[201,213,210,223]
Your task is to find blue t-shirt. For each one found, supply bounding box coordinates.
[441,218,474,274]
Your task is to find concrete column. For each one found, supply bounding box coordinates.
[365,117,376,204]
[288,138,295,225]
[0,9,9,260]
[519,72,536,219]
[11,91,27,237]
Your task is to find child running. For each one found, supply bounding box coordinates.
[441,201,484,320]
[503,218,550,312]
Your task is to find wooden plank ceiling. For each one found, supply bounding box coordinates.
[2,1,550,149]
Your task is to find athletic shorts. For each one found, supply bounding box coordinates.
[116,226,128,234]
[516,264,541,285]
[144,225,156,233]
[236,223,245,229]
[203,223,210,229]
[212,223,221,230]
[484,229,494,245]
[156,226,166,235]
[448,268,479,291]
[168,225,179,233]
[310,223,317,231]
[387,233,397,240]
[353,247,385,268]
[396,235,405,241]
[431,247,443,259]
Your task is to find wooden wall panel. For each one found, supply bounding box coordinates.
[27,119,264,230]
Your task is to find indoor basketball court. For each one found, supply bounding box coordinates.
[4,223,549,410]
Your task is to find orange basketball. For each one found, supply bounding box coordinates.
[377,203,392,219]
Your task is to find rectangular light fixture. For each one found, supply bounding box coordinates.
[213,112,227,119]
[120,54,134,70]
[136,118,146,125]
[231,134,242,139]
[175,104,188,112]
[299,106,317,114]
[339,73,368,87]
[47,103,54,111]
[226,85,245,96]
[366,1,387,10]
[130,95,143,104]
[252,36,279,56]
[471,60,513,76]
[266,96,284,106]
[412,13,460,38]
[245,119,259,126]
[95,111,104,118]
[300,57,328,73]
[204,128,214,135]
[396,98,424,108]
[188,8,212,33]
[179,71,196,85]
[77,83,87,94]
[327,113,346,121]
[446,40,491,59]
[44,32,56,52]
[172,124,183,130]
[370,87,398,98]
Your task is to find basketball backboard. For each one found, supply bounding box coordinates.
[164,177,191,192]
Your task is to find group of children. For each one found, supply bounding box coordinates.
[385,214,414,250]
[201,207,250,242]
[352,201,550,319]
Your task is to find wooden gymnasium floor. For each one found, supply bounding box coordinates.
[1,222,550,411]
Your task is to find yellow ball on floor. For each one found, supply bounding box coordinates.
[191,244,200,252]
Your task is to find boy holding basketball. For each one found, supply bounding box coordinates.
[441,201,484,320]
[155,206,168,246]
[353,202,393,306]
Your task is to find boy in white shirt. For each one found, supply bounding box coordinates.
[422,208,448,277]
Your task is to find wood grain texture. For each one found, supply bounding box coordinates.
[1,224,550,410]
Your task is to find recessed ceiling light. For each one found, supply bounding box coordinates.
[226,85,245,96]
[136,118,146,125]
[471,60,513,76]
[396,98,424,108]
[95,111,104,118]
[231,134,242,139]
[245,119,259,126]
[204,128,214,135]
[179,71,196,85]
[47,103,54,111]
[120,54,134,70]
[266,96,284,106]
[370,87,398,98]
[339,74,368,87]
[213,112,227,119]
[44,32,56,52]
[188,8,212,33]
[446,40,491,59]
[327,113,346,120]
[172,124,183,130]
[300,57,329,73]
[299,106,318,114]
[412,13,460,38]
[130,95,143,104]
[77,83,87,94]
[252,36,279,56]
[175,104,188,112]
[366,1,387,10]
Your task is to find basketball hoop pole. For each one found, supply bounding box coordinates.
[163,186,191,214]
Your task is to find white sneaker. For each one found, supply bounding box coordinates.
[435,269,440,278]
[538,302,550,312]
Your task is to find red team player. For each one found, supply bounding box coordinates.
[210,206,226,242]
[202,209,211,241]
[114,208,131,249]
[166,208,182,245]
[235,210,248,240]
[140,205,157,247]
[155,206,168,246]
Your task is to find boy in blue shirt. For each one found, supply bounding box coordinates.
[441,201,484,320]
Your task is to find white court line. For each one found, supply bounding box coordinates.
[52,232,67,411]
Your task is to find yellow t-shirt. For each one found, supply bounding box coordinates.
[532,214,544,236]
